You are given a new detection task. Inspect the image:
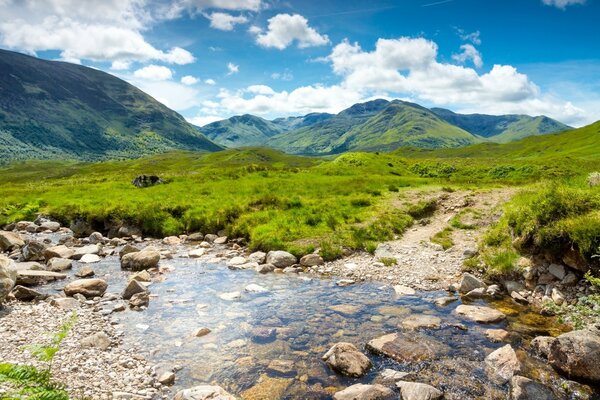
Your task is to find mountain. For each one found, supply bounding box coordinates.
[0,49,220,163]
[271,112,333,131]
[431,108,571,143]
[200,114,285,148]
[269,99,480,154]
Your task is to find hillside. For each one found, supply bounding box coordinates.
[200,114,284,148]
[0,49,220,163]
[431,108,571,142]
[271,112,333,131]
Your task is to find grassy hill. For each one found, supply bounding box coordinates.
[199,114,285,148]
[0,49,220,163]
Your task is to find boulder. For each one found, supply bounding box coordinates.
[21,240,47,261]
[248,251,266,264]
[88,232,104,244]
[530,336,555,358]
[187,233,204,242]
[64,278,108,298]
[15,221,37,231]
[548,329,600,383]
[0,231,25,251]
[122,279,148,300]
[455,305,506,323]
[266,250,297,268]
[39,221,60,232]
[162,236,181,246]
[366,332,448,362]
[510,376,558,400]
[322,342,372,377]
[121,249,160,271]
[71,244,100,260]
[70,219,94,238]
[16,270,66,286]
[458,273,486,293]
[47,258,73,272]
[396,381,443,400]
[173,385,236,400]
[300,254,324,267]
[11,285,46,301]
[485,344,521,384]
[400,315,441,330]
[129,291,149,308]
[0,255,18,304]
[333,384,394,400]
[119,244,140,259]
[548,263,567,280]
[45,244,76,260]
[256,263,276,274]
[203,234,218,243]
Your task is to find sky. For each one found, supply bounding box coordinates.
[1,0,599,127]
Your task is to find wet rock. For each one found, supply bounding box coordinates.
[396,381,443,400]
[75,266,95,278]
[458,273,486,293]
[130,270,151,282]
[11,285,45,301]
[510,376,558,400]
[194,327,211,337]
[129,291,149,308]
[248,251,266,264]
[282,266,301,273]
[121,249,160,271]
[329,304,361,316]
[80,331,111,351]
[266,250,297,268]
[464,287,487,299]
[485,344,521,384]
[530,336,555,358]
[322,342,372,377]
[64,278,108,298]
[71,244,100,260]
[122,279,148,300]
[47,257,73,272]
[230,262,259,271]
[394,285,416,296]
[174,385,236,400]
[240,374,291,400]
[119,244,140,259]
[189,248,206,258]
[366,332,448,362]
[548,263,566,280]
[433,296,456,307]
[251,327,276,343]
[0,255,17,304]
[549,329,600,383]
[22,240,47,261]
[484,329,510,342]
[400,315,441,330]
[378,368,410,383]
[267,359,295,375]
[219,291,241,301]
[80,253,100,263]
[245,283,268,293]
[256,263,276,274]
[455,305,506,323]
[0,231,25,251]
[511,291,529,304]
[300,254,324,267]
[333,384,394,400]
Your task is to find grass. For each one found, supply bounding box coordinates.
[379,257,398,266]
[431,227,454,250]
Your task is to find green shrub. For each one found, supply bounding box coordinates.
[431,227,454,250]
[407,199,437,219]
[320,240,343,261]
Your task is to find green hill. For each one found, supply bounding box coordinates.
[431,108,571,142]
[0,49,221,163]
[200,114,285,148]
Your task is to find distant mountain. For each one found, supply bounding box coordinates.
[0,49,221,162]
[200,114,285,148]
[271,112,333,131]
[431,108,571,143]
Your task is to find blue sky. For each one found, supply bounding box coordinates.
[1,0,599,126]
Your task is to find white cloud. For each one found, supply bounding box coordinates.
[452,44,483,68]
[271,71,293,81]
[542,0,585,9]
[133,65,173,81]
[205,78,217,85]
[246,85,275,95]
[188,115,226,126]
[206,12,248,31]
[457,29,481,45]
[167,0,262,17]
[181,75,199,85]
[111,60,131,70]
[130,79,201,111]
[253,14,330,50]
[227,62,239,75]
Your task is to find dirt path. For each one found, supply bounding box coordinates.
[318,187,516,291]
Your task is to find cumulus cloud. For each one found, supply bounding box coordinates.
[166,0,262,17]
[129,79,201,111]
[542,0,586,9]
[452,44,483,68]
[253,14,330,50]
[181,75,199,85]
[456,29,481,45]
[187,115,225,126]
[133,65,173,81]
[206,12,248,30]
[205,78,217,85]
[271,71,293,81]
[227,62,239,75]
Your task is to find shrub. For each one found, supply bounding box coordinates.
[431,227,454,250]
[407,199,437,219]
[320,240,343,261]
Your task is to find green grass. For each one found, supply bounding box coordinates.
[431,227,454,250]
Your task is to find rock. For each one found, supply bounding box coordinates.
[203,234,218,243]
[194,327,211,337]
[118,224,142,238]
[561,272,578,286]
[256,263,276,274]
[379,368,410,383]
[187,233,204,242]
[70,219,93,237]
[21,240,47,261]
[0,231,25,251]
[212,236,226,244]
[329,304,361,316]
[11,285,45,301]
[336,279,355,287]
[394,285,416,296]
[333,384,394,400]
[88,232,104,244]
[50,297,80,310]
[510,376,558,400]
[219,291,241,301]
[530,336,556,358]
[267,359,295,375]
[0,255,17,304]
[551,287,565,305]
[486,284,502,297]
[119,244,140,259]
[130,270,151,282]
[71,244,100,260]
[322,342,372,377]
[548,263,567,280]
[64,278,108,298]
[458,273,486,293]
[121,249,160,271]
[504,280,525,294]
[511,291,529,304]
[464,287,487,299]
[366,332,447,362]
[129,291,149,308]
[47,257,73,272]
[300,254,324,266]
[75,266,95,278]
[538,273,556,285]
[455,305,506,323]
[158,371,175,385]
[248,251,267,264]
[485,329,511,342]
[37,221,59,232]
[485,344,521,384]
[132,175,163,188]
[251,327,276,343]
[433,296,456,307]
[80,253,101,263]
[282,266,301,273]
[266,250,297,268]
[400,315,441,330]
[189,248,206,258]
[548,329,600,383]
[240,374,292,400]
[227,256,246,266]
[396,381,443,400]
[16,269,66,286]
[173,385,236,400]
[245,283,268,293]
[80,331,111,351]
[122,279,148,300]
[162,236,181,246]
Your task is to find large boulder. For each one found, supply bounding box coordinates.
[64,278,108,298]
[0,231,25,252]
[44,245,75,260]
[0,255,17,304]
[396,381,443,400]
[121,249,160,271]
[548,329,600,383]
[510,376,558,400]
[173,385,236,400]
[322,342,372,377]
[21,240,47,261]
[266,251,297,268]
[485,344,521,384]
[333,384,394,400]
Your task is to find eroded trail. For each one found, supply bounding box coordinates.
[323,187,517,290]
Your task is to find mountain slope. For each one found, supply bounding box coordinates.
[200,114,284,148]
[0,49,220,162]
[431,108,571,142]
[271,112,333,131]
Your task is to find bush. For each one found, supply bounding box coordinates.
[320,240,343,261]
[407,199,437,219]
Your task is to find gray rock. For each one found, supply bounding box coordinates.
[394,285,416,296]
[378,368,410,383]
[251,327,276,343]
[11,285,46,301]
[119,244,140,259]
[396,381,443,400]
[247,251,266,264]
[75,266,95,278]
[458,273,486,293]
[173,385,236,400]
[256,263,276,274]
[322,342,372,377]
[561,272,578,286]
[80,332,111,351]
[129,291,149,308]
[266,250,297,268]
[504,280,525,294]
[300,254,324,266]
[21,240,47,261]
[433,296,457,307]
[213,236,228,244]
[455,305,506,323]
[50,297,79,310]
[187,233,204,242]
[0,231,25,251]
[16,269,66,286]
[400,315,441,330]
[366,332,448,362]
[0,255,17,304]
[203,234,218,243]
[129,270,151,282]
[88,232,104,244]
[71,244,100,260]
[485,344,521,384]
[122,279,148,300]
[80,253,101,263]
[47,257,73,272]
[548,263,566,280]
[121,249,160,271]
[530,336,555,358]
[64,278,108,298]
[510,376,558,400]
[549,329,600,383]
[464,287,487,299]
[333,384,394,400]
[39,221,60,232]
[70,219,94,237]
[44,245,75,260]
[117,224,141,238]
